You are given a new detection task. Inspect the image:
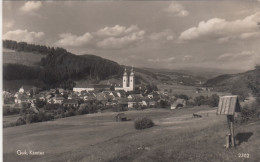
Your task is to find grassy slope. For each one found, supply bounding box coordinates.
[204,69,257,93]
[3,107,259,162]
[158,83,231,98]
[3,48,44,67]
[3,48,46,92]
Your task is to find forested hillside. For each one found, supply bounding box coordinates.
[4,40,53,55]
[204,66,260,100]
[40,52,123,87]
[3,40,123,89]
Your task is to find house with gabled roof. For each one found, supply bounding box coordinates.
[15,94,30,104]
[68,93,80,100]
[83,92,96,101]
[127,94,143,101]
[96,92,108,102]
[73,84,110,93]
[63,99,79,107]
[171,98,186,110]
[53,95,65,104]
[116,90,126,98]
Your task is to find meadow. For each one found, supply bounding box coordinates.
[158,83,231,98]
[3,106,259,162]
[3,48,44,67]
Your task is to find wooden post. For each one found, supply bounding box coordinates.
[230,115,235,147]
[225,134,230,148]
[227,115,235,147]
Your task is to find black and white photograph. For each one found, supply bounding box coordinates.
[2,0,260,161]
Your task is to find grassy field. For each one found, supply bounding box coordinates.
[158,83,231,98]
[3,107,259,162]
[3,115,20,124]
[3,48,45,67]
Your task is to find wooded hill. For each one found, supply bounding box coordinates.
[204,66,260,100]
[3,40,210,91]
[3,40,123,89]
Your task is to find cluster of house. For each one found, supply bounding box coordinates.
[3,86,170,110]
[3,68,191,111]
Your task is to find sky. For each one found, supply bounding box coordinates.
[3,1,260,72]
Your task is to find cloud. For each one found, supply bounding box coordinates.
[148,56,175,63]
[20,1,42,12]
[97,30,145,49]
[55,33,93,47]
[182,55,193,61]
[96,25,139,37]
[149,29,175,42]
[217,51,257,60]
[55,25,145,49]
[179,12,260,41]
[3,29,45,43]
[164,2,189,17]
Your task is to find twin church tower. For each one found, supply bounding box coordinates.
[115,67,135,92]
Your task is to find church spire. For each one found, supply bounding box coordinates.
[123,67,127,76]
[130,66,134,76]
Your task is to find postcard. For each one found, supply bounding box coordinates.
[2,1,260,162]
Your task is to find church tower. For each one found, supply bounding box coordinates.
[129,67,135,91]
[123,68,128,90]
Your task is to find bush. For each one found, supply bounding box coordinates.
[35,99,46,108]
[159,100,170,108]
[3,107,20,116]
[174,94,189,100]
[24,114,39,124]
[16,117,26,126]
[207,94,219,107]
[241,102,260,123]
[194,96,206,106]
[134,117,154,130]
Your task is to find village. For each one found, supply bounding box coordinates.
[2,67,217,126]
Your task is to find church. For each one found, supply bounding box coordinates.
[115,67,135,92]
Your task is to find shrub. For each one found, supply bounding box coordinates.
[207,94,219,107]
[44,104,62,110]
[76,107,88,115]
[35,99,46,108]
[134,117,154,130]
[16,117,26,126]
[174,94,189,100]
[37,112,54,122]
[194,96,206,106]
[241,102,260,123]
[3,107,20,116]
[159,100,170,108]
[24,114,39,124]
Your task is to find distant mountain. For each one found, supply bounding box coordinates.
[142,67,207,85]
[171,67,243,79]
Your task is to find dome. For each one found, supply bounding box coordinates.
[123,68,127,76]
[130,67,134,76]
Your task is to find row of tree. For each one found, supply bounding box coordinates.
[3,40,61,55]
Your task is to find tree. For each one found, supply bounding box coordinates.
[207,94,219,107]
[35,98,46,108]
[194,96,206,106]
